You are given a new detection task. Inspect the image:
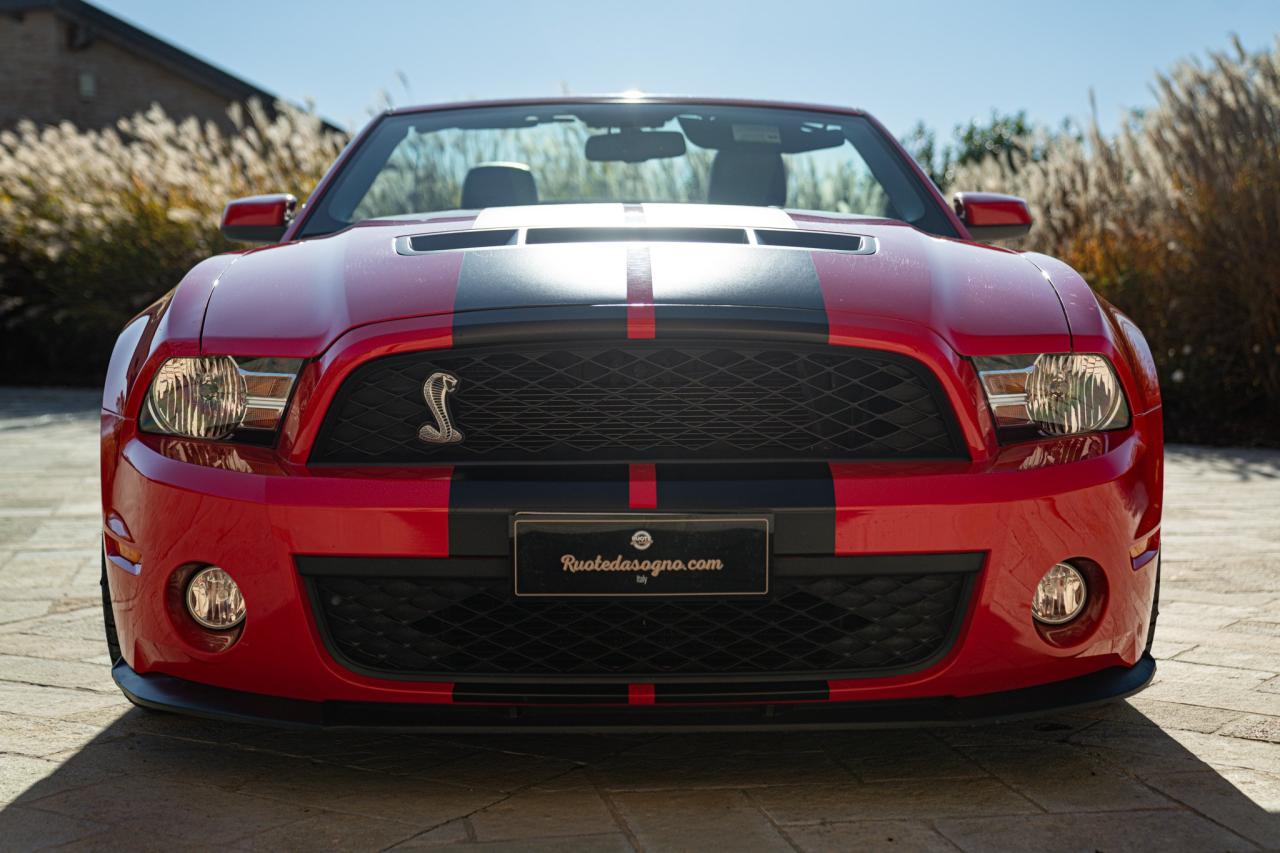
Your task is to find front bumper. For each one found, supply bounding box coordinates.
[101,406,1161,726]
[114,654,1156,732]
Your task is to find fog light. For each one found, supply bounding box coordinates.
[185,567,245,630]
[1032,563,1087,625]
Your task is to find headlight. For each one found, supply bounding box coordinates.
[974,353,1128,440]
[142,356,301,440]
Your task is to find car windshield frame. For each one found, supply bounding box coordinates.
[294,100,958,239]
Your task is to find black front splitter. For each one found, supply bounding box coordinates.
[112,655,1155,733]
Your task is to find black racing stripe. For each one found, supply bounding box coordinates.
[653,462,835,555]
[642,305,828,343]
[451,244,628,347]
[448,465,630,556]
[648,244,830,338]
[451,306,629,347]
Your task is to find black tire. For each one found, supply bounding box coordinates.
[101,552,122,664]
[1143,555,1161,656]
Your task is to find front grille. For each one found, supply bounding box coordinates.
[310,343,961,464]
[304,569,975,679]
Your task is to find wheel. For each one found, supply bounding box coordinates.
[1143,554,1161,656]
[100,552,122,664]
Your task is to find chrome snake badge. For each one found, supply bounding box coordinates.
[417,372,464,445]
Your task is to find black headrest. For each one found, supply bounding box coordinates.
[460,162,538,209]
[708,149,787,207]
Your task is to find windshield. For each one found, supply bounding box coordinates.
[299,102,955,237]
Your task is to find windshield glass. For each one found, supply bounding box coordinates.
[299,103,954,237]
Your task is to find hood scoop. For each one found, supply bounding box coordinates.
[397,226,875,256]
[403,229,520,253]
[527,226,748,245]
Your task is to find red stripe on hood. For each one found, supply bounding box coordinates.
[624,204,656,339]
[626,247,656,339]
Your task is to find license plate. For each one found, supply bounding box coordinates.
[513,513,769,597]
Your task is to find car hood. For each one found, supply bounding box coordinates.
[199,203,1071,357]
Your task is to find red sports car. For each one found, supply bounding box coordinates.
[100,97,1162,730]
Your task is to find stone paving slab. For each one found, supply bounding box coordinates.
[0,388,1277,851]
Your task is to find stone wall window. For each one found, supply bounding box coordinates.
[78,70,97,99]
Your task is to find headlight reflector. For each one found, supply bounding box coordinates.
[1026,354,1126,435]
[146,357,246,440]
[975,353,1128,440]
[143,356,300,440]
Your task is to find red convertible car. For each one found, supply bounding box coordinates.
[100,97,1162,730]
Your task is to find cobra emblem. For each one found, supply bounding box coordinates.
[417,372,464,445]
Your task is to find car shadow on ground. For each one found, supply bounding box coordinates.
[1,699,1275,850]
[1,392,1274,849]
[1166,443,1280,481]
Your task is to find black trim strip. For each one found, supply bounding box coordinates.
[112,655,1157,732]
[297,556,509,578]
[451,680,832,705]
[294,552,985,577]
[656,681,829,704]
[453,683,629,705]
[774,553,984,576]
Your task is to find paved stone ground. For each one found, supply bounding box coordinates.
[0,388,1277,852]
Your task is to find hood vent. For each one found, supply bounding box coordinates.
[755,229,870,253]
[396,226,875,256]
[405,229,518,253]
[526,226,748,245]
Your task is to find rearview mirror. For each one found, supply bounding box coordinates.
[953,192,1032,242]
[585,131,686,163]
[221,194,297,243]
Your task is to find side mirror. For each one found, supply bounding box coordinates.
[221,194,297,243]
[953,192,1032,242]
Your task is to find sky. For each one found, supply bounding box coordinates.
[94,0,1278,137]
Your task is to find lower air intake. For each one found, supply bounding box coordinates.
[302,563,977,680]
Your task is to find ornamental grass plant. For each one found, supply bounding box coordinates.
[1,36,1277,444]
[0,101,346,384]
[951,36,1280,445]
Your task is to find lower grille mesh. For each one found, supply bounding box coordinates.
[307,573,973,678]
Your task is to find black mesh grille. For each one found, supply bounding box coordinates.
[306,573,972,679]
[311,343,961,464]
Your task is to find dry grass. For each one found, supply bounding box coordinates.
[2,39,1277,444]
[953,36,1280,444]
[0,101,346,383]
